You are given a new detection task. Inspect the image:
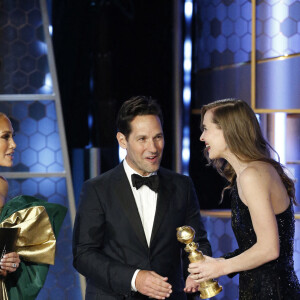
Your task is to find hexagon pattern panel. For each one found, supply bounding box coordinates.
[195,0,252,70]
[256,0,300,60]
[202,216,300,300]
[195,0,300,70]
[0,0,82,299]
[0,101,63,173]
[0,0,52,94]
[255,0,300,110]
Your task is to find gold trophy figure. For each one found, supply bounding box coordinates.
[176,226,222,299]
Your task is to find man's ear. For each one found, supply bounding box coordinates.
[116,132,127,149]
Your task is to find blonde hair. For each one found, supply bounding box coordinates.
[200,99,296,204]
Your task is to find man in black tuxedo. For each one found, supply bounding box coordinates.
[72,96,211,299]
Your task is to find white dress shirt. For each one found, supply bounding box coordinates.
[123,159,158,246]
[123,159,158,291]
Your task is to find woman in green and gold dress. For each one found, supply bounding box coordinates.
[0,112,67,300]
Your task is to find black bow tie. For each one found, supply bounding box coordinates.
[131,174,159,193]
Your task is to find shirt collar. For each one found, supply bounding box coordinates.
[123,158,157,187]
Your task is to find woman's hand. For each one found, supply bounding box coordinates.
[0,252,20,274]
[188,256,225,282]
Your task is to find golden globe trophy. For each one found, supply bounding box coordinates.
[176,226,222,299]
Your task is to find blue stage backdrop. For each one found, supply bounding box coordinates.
[0,0,82,299]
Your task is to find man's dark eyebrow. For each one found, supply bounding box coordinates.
[136,134,146,138]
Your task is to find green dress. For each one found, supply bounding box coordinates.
[0,195,67,300]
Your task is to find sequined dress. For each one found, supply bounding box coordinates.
[223,184,300,300]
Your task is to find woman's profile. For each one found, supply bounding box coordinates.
[188,99,300,299]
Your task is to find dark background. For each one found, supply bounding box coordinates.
[52,0,228,209]
[52,0,173,167]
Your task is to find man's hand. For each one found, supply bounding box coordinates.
[184,275,199,293]
[135,270,172,299]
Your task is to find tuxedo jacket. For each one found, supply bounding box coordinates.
[72,163,211,300]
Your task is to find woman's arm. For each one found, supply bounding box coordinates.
[189,166,280,281]
[225,167,280,271]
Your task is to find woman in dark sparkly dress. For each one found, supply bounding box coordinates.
[188,99,300,299]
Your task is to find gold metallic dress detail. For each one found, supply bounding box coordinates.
[0,205,58,300]
[0,195,67,300]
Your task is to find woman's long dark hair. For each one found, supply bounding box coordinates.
[200,99,296,205]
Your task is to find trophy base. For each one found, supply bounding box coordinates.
[199,281,223,299]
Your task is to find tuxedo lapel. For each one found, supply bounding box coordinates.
[114,164,148,250]
[150,169,172,244]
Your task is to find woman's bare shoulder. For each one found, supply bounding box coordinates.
[238,162,279,191]
[242,161,277,178]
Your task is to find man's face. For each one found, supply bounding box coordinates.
[117,115,164,176]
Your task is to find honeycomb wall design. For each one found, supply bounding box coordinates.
[0,101,63,173]
[0,0,52,94]
[195,0,252,70]
[0,0,82,299]
[195,0,300,70]
[256,0,300,60]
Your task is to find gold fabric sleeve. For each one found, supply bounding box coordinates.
[0,206,56,265]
